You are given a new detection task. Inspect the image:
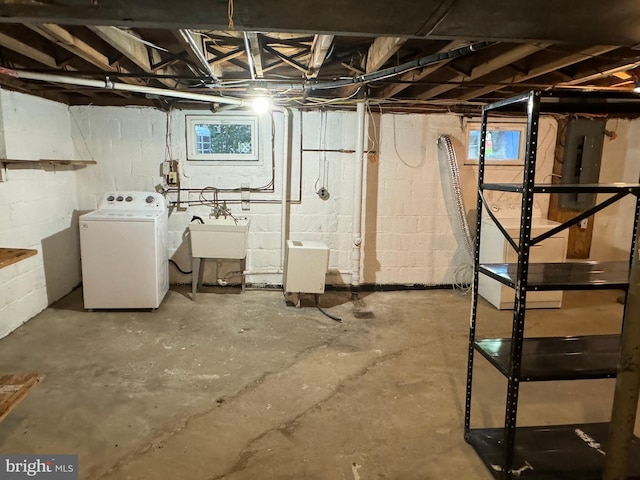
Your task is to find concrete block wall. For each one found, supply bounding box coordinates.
[0,89,83,339]
[70,105,558,287]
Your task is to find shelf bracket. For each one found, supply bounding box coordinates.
[532,191,628,244]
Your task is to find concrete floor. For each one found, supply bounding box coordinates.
[0,286,629,479]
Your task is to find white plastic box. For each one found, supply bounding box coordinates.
[284,240,329,294]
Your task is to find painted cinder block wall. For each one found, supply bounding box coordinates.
[72,106,532,287]
[0,89,85,338]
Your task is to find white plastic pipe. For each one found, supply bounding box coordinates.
[276,106,291,271]
[0,67,244,106]
[351,101,366,290]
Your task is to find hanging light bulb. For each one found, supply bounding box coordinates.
[252,97,270,114]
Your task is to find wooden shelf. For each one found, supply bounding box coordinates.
[0,248,38,268]
[1,158,96,167]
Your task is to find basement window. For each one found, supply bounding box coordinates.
[465,122,525,165]
[186,115,259,162]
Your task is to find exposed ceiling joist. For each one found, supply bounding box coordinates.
[90,26,178,88]
[366,36,406,73]
[0,31,58,68]
[560,59,640,86]
[26,23,147,86]
[306,34,334,79]
[416,42,551,100]
[459,45,619,100]
[379,40,466,98]
[244,32,264,78]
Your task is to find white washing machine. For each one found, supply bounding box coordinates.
[79,191,169,309]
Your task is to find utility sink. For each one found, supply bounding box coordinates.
[189,218,250,259]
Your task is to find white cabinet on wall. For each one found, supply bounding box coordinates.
[478,218,567,309]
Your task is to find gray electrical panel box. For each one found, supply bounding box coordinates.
[559,118,606,211]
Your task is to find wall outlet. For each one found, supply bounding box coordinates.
[168,171,178,185]
[578,219,588,229]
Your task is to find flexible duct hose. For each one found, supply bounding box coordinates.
[437,135,474,262]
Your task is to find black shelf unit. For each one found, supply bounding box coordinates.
[465,90,640,479]
[467,423,640,480]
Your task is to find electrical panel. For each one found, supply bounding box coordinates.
[559,118,606,210]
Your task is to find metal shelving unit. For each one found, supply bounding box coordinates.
[465,90,640,479]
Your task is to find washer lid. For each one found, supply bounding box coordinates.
[79,209,165,222]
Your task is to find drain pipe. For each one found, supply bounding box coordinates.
[275,106,292,272]
[351,101,366,298]
[0,68,244,106]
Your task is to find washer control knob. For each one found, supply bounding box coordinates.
[107,195,115,202]
[145,195,155,204]
[116,196,124,202]
[125,196,133,202]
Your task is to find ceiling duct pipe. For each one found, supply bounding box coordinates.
[176,29,219,82]
[306,41,494,91]
[243,32,257,81]
[0,67,245,106]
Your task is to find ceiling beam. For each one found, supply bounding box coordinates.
[559,59,640,86]
[89,26,179,88]
[378,40,466,98]
[0,31,58,68]
[306,34,334,79]
[366,36,405,73]
[26,23,147,86]
[416,42,551,100]
[458,46,618,100]
[244,32,264,78]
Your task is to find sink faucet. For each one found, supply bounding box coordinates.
[210,201,236,222]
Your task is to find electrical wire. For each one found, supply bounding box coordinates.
[392,113,423,168]
[169,259,192,275]
[365,101,382,154]
[315,295,342,322]
[69,114,95,162]
[228,0,235,28]
[314,109,325,192]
